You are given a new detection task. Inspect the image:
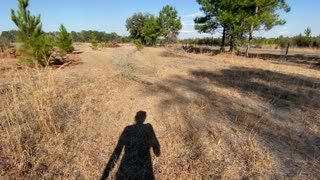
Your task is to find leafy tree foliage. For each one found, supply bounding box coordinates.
[194,0,226,51]
[0,30,18,42]
[194,0,244,51]
[250,33,320,49]
[158,5,182,43]
[304,27,311,37]
[134,39,143,50]
[90,34,99,50]
[70,30,120,43]
[0,38,11,51]
[243,0,290,55]
[11,0,52,66]
[194,0,290,52]
[126,13,151,41]
[126,5,182,45]
[141,16,161,45]
[216,0,247,51]
[121,36,132,43]
[180,37,221,46]
[57,24,74,53]
[0,30,18,51]
[181,32,320,50]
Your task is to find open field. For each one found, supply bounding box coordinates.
[1,44,320,179]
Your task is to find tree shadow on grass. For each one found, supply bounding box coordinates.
[146,66,320,177]
[190,66,320,155]
[191,67,320,110]
[100,111,160,180]
[243,53,320,70]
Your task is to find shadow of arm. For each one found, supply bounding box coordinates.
[148,124,161,157]
[100,130,126,180]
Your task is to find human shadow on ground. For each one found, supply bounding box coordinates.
[100,111,160,180]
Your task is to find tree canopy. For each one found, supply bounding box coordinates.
[11,0,51,66]
[158,5,182,43]
[194,0,290,52]
[126,5,182,45]
[141,16,161,45]
[126,13,151,41]
[57,24,74,53]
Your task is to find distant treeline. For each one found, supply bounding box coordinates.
[252,35,320,48]
[0,30,132,43]
[2,29,320,49]
[180,37,221,46]
[180,34,320,49]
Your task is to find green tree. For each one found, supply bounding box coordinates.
[57,24,74,53]
[216,0,248,52]
[141,16,161,45]
[244,0,290,56]
[0,30,18,42]
[11,0,51,66]
[126,13,151,42]
[304,27,311,37]
[134,39,143,50]
[195,0,290,53]
[194,0,228,51]
[304,27,312,47]
[158,5,182,43]
[90,33,99,50]
[195,0,246,52]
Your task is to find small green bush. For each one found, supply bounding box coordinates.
[90,34,99,50]
[134,39,143,50]
[57,24,74,53]
[0,37,11,52]
[11,0,52,66]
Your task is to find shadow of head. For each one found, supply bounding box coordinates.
[135,111,146,125]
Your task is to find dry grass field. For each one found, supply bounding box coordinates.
[1,43,319,179]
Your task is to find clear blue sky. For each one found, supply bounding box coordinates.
[1,0,319,39]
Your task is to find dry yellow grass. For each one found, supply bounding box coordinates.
[0,44,319,179]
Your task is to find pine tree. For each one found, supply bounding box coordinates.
[11,0,52,66]
[57,24,74,53]
[195,0,245,52]
[126,13,151,42]
[195,0,290,53]
[194,0,227,51]
[244,0,290,56]
[141,16,161,45]
[90,34,99,50]
[158,5,182,43]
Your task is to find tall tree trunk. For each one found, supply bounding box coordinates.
[245,26,253,57]
[285,42,290,60]
[229,34,234,52]
[220,26,226,52]
[245,6,259,57]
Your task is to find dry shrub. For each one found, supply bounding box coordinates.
[161,46,190,58]
[0,68,79,178]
